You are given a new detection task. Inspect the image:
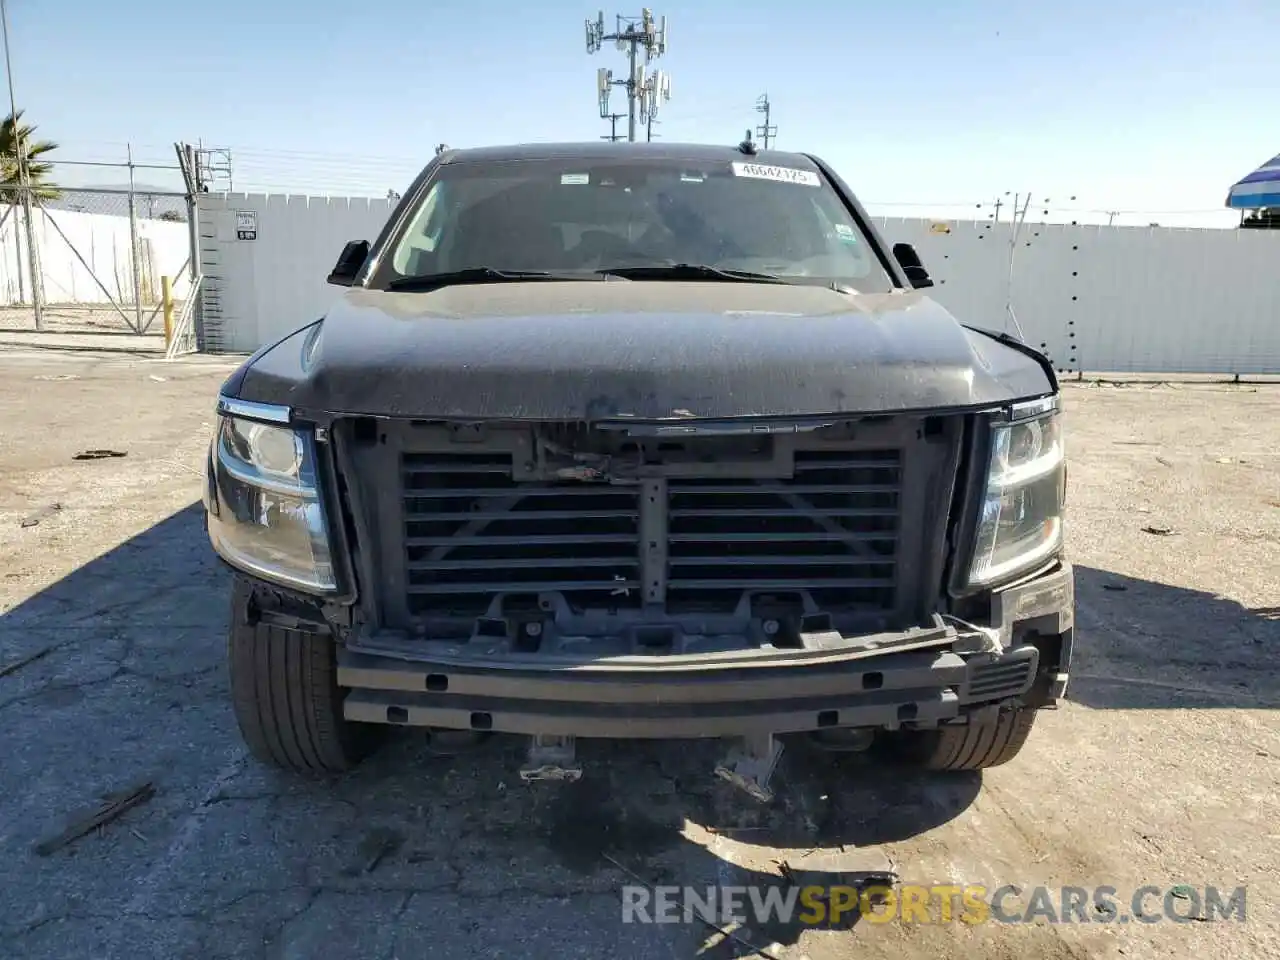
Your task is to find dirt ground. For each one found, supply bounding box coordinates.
[0,347,1276,960]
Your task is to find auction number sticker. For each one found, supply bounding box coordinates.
[731,162,820,186]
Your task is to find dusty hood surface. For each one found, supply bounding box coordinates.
[229,282,1054,420]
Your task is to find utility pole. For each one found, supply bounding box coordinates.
[976,193,1010,223]
[2,0,41,330]
[600,113,626,142]
[586,9,670,143]
[754,94,777,149]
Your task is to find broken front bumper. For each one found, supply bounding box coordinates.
[336,563,1074,737]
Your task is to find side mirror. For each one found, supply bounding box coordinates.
[892,242,934,289]
[327,240,370,286]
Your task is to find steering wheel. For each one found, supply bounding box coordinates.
[568,229,645,267]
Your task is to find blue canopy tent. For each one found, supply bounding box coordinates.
[1226,154,1280,209]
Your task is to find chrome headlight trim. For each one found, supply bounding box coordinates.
[966,402,1066,588]
[215,395,292,425]
[206,400,336,594]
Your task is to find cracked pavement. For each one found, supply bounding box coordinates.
[1,351,1277,960]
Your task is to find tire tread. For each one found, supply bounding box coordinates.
[923,708,1037,770]
[227,579,379,774]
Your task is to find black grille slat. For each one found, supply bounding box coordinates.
[404,509,639,521]
[670,578,892,591]
[401,451,641,617]
[670,508,896,519]
[406,534,636,547]
[667,449,902,611]
[668,531,897,543]
[407,556,629,571]
[402,485,625,499]
[668,555,892,567]
[669,483,896,495]
[408,579,642,595]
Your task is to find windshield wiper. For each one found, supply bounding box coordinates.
[387,267,577,292]
[595,263,789,284]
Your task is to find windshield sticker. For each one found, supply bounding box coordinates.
[731,162,820,187]
[834,223,858,243]
[680,172,706,183]
[560,173,590,185]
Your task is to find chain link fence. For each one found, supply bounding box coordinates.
[1,162,198,347]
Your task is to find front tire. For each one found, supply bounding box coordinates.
[227,580,382,774]
[889,707,1038,771]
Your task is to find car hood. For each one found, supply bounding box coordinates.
[228,281,1054,421]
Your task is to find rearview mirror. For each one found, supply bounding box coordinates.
[892,242,934,289]
[327,240,369,286]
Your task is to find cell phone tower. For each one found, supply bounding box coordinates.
[754,93,777,149]
[586,9,670,143]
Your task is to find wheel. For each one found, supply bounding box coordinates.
[884,707,1039,771]
[227,579,382,774]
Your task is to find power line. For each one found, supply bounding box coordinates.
[586,8,670,143]
[754,93,777,149]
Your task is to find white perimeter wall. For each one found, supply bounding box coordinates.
[197,194,394,352]
[0,206,192,307]
[196,193,1280,375]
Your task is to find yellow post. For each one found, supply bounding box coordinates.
[161,276,174,349]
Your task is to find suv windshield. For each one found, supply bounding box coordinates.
[373,156,894,292]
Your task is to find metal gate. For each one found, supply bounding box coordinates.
[1,180,198,349]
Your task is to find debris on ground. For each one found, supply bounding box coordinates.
[1142,525,1174,536]
[352,827,404,875]
[32,782,156,856]
[0,640,71,679]
[1102,583,1128,591]
[1155,456,1173,467]
[32,374,79,382]
[72,449,128,461]
[148,375,169,382]
[603,852,785,960]
[19,502,62,528]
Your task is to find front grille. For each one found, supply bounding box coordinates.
[402,452,641,617]
[667,450,901,611]
[399,446,904,621]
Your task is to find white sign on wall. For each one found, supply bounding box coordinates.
[235,210,258,241]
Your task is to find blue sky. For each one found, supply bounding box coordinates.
[8,0,1278,224]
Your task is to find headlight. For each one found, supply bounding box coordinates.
[967,398,1065,586]
[206,397,336,593]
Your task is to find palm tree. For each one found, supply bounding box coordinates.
[0,110,59,203]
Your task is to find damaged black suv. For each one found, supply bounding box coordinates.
[205,141,1072,800]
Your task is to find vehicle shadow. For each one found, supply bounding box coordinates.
[1,501,979,958]
[1069,564,1279,710]
[322,730,982,956]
